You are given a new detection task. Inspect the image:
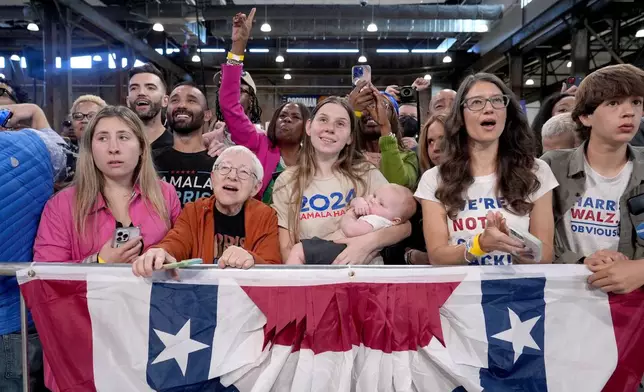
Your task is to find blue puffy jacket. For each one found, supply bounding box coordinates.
[0,129,54,334]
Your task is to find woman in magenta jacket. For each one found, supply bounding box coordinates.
[217,9,309,202]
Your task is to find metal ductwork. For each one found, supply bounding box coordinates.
[206,18,491,38]
[127,4,504,22]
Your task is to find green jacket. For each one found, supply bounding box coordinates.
[262,161,285,205]
[379,135,419,190]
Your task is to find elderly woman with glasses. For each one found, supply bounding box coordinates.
[414,73,558,266]
[70,95,107,141]
[133,145,282,275]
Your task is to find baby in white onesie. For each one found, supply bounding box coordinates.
[286,183,416,265]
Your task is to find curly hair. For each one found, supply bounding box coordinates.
[436,73,540,219]
[266,102,310,148]
[531,92,573,155]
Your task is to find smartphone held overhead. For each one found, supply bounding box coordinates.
[352,65,371,86]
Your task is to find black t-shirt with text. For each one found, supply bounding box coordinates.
[214,206,246,261]
[153,147,216,207]
[150,129,174,151]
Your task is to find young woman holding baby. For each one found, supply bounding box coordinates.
[272,96,411,265]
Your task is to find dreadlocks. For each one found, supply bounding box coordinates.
[214,83,262,124]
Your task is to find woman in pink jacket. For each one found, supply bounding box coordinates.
[34,105,181,391]
[217,9,309,202]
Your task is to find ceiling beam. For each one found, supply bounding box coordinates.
[53,0,188,77]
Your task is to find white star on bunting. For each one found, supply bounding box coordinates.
[152,319,209,376]
[492,308,541,364]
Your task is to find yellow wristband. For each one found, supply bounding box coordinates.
[227,52,245,62]
[468,234,486,257]
[354,110,363,118]
[98,256,106,264]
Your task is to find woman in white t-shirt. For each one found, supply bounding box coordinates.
[272,96,411,264]
[415,73,559,265]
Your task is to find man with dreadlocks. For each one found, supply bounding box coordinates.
[215,8,309,201]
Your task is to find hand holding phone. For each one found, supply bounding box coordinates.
[352,65,371,86]
[0,108,13,128]
[508,227,543,263]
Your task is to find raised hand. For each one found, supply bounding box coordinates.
[348,80,375,114]
[366,92,392,136]
[232,8,256,44]
[412,77,431,92]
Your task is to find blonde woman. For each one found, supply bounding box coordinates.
[34,105,181,391]
[70,94,107,140]
[272,96,411,264]
[35,105,181,264]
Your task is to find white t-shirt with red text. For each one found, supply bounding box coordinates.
[272,165,389,241]
[414,159,558,265]
[561,159,632,257]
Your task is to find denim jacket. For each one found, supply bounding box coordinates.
[541,142,644,263]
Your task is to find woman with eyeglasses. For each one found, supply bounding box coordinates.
[133,145,282,276]
[70,95,107,140]
[414,73,558,265]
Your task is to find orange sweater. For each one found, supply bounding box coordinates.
[155,196,282,264]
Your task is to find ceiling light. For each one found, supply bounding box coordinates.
[284,73,292,80]
[286,48,359,54]
[249,48,269,53]
[367,23,378,32]
[525,78,535,86]
[20,57,26,69]
[442,55,452,63]
[191,54,201,62]
[275,54,285,63]
[27,23,39,32]
[567,61,572,68]
[0,73,4,79]
[476,24,489,33]
[376,49,409,54]
[261,23,271,32]
[636,29,644,38]
[93,55,102,62]
[358,55,367,63]
[10,54,20,61]
[197,48,225,53]
[424,74,432,80]
[152,23,164,32]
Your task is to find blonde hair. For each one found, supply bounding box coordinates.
[73,105,169,236]
[418,113,447,172]
[71,95,107,113]
[275,96,369,244]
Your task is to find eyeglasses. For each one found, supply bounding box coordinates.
[462,95,510,112]
[214,164,256,181]
[71,112,97,121]
[0,88,18,104]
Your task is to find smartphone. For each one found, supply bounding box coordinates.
[566,76,583,88]
[112,227,141,248]
[162,258,203,270]
[627,193,644,215]
[509,227,543,263]
[0,109,13,128]
[352,65,371,86]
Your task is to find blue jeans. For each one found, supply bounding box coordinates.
[0,328,46,391]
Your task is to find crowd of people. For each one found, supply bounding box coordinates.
[1,8,644,392]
